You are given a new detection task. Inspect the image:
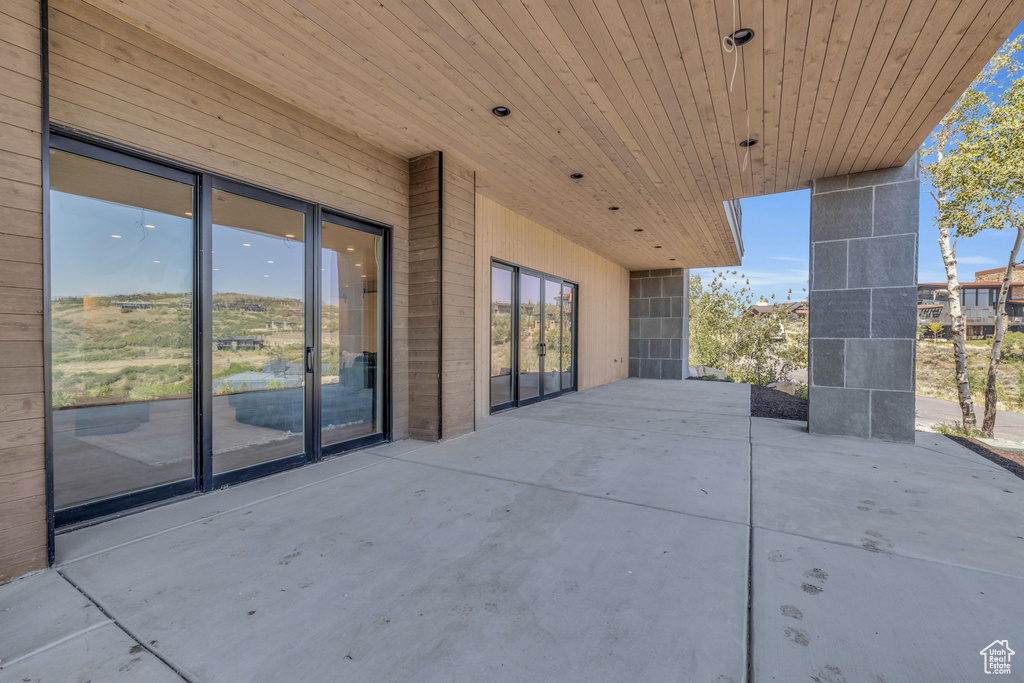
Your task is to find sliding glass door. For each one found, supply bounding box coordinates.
[49,136,390,525]
[489,260,578,413]
[320,214,386,454]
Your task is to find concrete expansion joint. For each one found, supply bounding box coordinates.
[748,523,1024,584]
[373,449,753,531]
[56,570,193,682]
[0,618,112,671]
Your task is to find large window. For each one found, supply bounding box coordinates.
[48,137,391,524]
[50,148,196,512]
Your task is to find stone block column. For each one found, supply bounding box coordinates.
[808,157,919,443]
[628,268,688,379]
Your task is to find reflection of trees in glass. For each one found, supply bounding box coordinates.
[491,301,512,376]
[519,299,541,373]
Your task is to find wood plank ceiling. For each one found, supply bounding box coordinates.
[78,0,1024,269]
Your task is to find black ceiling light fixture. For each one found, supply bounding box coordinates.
[739,138,759,148]
[669,258,677,261]
[634,228,644,232]
[725,28,755,47]
[608,206,620,211]
[570,173,584,179]
[491,106,511,117]
[654,245,662,249]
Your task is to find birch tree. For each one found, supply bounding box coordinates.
[922,37,1023,434]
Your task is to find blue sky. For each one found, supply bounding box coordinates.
[695,20,1024,302]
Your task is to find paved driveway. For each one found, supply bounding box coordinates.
[1,379,1021,682]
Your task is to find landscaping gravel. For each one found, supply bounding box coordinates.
[750,384,809,421]
[944,435,1024,481]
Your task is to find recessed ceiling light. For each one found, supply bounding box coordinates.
[609,206,620,211]
[570,173,584,179]
[152,260,160,263]
[739,138,759,148]
[213,268,219,271]
[242,243,252,247]
[285,234,295,238]
[185,212,193,217]
[361,274,367,278]
[111,234,121,239]
[355,263,362,267]
[267,260,274,264]
[145,224,155,229]
[725,28,755,47]
[264,274,270,278]
[491,106,511,117]
[346,247,355,251]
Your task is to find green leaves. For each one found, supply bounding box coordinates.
[688,271,807,386]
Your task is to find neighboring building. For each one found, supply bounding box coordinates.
[918,267,1024,339]
[0,0,1018,583]
[747,302,809,320]
[215,336,266,351]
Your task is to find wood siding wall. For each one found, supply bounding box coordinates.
[475,195,629,419]
[407,153,441,441]
[407,153,476,441]
[48,0,412,439]
[441,159,475,439]
[0,0,47,584]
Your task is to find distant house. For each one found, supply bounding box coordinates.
[918,266,1024,339]
[746,301,808,320]
[216,336,265,351]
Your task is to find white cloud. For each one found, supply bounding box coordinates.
[956,255,995,265]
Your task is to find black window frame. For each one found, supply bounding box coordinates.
[46,130,393,528]
[489,258,579,414]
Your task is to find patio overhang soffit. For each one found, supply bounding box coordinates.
[77,0,1024,269]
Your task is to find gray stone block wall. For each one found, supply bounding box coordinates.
[808,157,919,443]
[629,268,688,379]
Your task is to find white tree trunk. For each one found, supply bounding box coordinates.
[982,225,1024,436]
[937,220,977,430]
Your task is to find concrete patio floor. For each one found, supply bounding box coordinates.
[1,379,1022,682]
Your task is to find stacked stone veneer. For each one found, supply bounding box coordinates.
[629,268,689,380]
[809,157,919,443]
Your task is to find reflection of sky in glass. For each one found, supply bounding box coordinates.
[520,274,540,306]
[492,268,512,304]
[50,191,192,298]
[212,225,305,299]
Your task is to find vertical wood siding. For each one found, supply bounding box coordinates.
[475,194,629,419]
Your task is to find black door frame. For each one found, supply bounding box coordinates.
[489,259,578,414]
[48,132,392,527]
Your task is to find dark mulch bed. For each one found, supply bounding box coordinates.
[943,435,1024,481]
[750,384,809,421]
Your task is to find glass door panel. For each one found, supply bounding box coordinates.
[561,283,576,390]
[542,278,562,395]
[211,189,306,474]
[49,149,195,511]
[321,217,383,447]
[518,273,542,402]
[490,264,515,408]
